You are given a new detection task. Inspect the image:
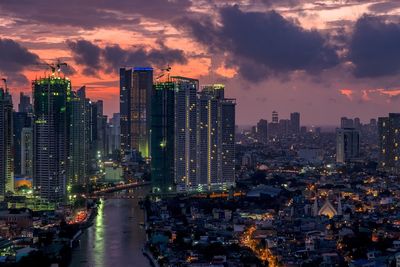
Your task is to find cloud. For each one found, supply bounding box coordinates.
[0,0,192,29]
[349,15,400,78]
[179,5,339,81]
[0,38,40,85]
[66,39,187,75]
[67,40,102,76]
[368,1,400,13]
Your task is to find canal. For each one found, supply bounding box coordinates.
[69,186,151,267]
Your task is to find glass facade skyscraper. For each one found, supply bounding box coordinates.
[67,87,90,186]
[33,77,71,202]
[120,67,153,158]
[151,82,175,193]
[0,88,14,198]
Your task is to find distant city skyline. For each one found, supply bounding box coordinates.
[1,1,400,125]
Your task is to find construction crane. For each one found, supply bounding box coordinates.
[36,60,68,77]
[155,64,171,82]
[1,78,7,92]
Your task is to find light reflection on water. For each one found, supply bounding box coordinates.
[69,187,150,267]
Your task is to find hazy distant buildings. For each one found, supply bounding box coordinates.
[120,67,153,158]
[340,117,354,128]
[336,128,360,163]
[256,119,268,144]
[0,87,14,198]
[290,112,300,134]
[279,119,290,136]
[272,110,278,123]
[378,113,400,173]
[269,111,279,137]
[107,113,120,155]
[33,77,70,202]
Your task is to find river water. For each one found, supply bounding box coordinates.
[69,187,151,267]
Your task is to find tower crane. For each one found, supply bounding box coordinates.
[155,64,171,82]
[36,60,68,77]
[1,78,7,92]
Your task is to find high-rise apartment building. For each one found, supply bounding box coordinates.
[198,84,236,190]
[33,77,70,202]
[0,88,14,198]
[151,80,236,193]
[67,87,89,186]
[336,128,360,163]
[173,77,198,191]
[120,67,153,158]
[378,113,400,173]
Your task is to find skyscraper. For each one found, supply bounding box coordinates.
[173,77,198,191]
[107,113,120,155]
[151,81,175,193]
[21,127,33,177]
[0,88,14,198]
[290,112,300,134]
[354,117,361,130]
[33,76,71,202]
[95,100,108,159]
[197,84,235,191]
[120,67,153,158]
[219,95,236,189]
[269,110,279,137]
[67,87,89,186]
[336,128,360,163]
[272,110,279,123]
[340,117,354,128]
[151,80,236,193]
[257,119,268,144]
[18,92,32,113]
[13,111,31,175]
[378,113,400,173]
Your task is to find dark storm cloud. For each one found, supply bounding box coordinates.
[66,40,187,75]
[349,15,400,78]
[67,40,102,76]
[103,43,187,72]
[0,0,191,29]
[368,1,400,14]
[179,5,339,81]
[0,38,40,85]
